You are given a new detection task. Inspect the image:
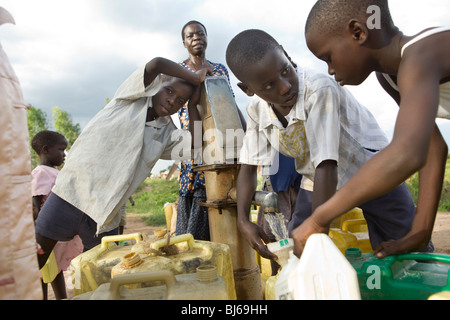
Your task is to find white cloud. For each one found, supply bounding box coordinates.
[1,0,450,172]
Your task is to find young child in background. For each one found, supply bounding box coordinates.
[298,0,450,258]
[31,130,83,300]
[226,29,423,261]
[34,57,211,271]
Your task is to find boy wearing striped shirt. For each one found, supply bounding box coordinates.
[226,29,426,260]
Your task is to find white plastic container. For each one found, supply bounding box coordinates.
[274,250,299,300]
[267,238,294,268]
[275,234,361,300]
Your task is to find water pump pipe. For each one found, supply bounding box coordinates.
[194,76,263,300]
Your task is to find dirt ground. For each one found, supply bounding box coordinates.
[431,212,450,254]
[49,212,450,300]
[122,212,450,253]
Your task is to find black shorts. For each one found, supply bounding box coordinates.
[35,192,118,250]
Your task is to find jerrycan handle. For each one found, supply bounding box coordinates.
[108,270,176,300]
[151,233,195,251]
[100,233,143,250]
[395,253,450,289]
[341,219,367,232]
[395,253,450,265]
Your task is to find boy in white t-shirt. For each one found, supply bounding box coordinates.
[226,29,428,260]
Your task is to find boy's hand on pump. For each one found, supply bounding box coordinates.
[187,66,213,108]
[194,66,214,86]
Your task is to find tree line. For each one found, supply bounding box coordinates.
[27,106,81,168]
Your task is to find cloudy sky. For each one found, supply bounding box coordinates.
[1,0,450,173]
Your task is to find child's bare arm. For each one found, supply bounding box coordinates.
[291,160,337,257]
[311,160,338,212]
[376,125,447,257]
[187,85,202,147]
[144,57,208,87]
[293,61,444,257]
[237,164,277,260]
[373,59,448,257]
[32,195,43,221]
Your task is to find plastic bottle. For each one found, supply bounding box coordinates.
[274,250,299,300]
[267,238,294,268]
[276,234,361,300]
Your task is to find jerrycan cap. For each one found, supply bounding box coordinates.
[196,265,218,282]
[122,252,143,269]
[345,247,362,259]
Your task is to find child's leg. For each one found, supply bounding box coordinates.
[36,234,56,300]
[41,280,48,300]
[50,271,67,300]
[35,233,57,270]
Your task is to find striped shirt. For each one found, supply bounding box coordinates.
[239,68,389,189]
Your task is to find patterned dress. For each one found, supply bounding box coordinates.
[176,61,233,240]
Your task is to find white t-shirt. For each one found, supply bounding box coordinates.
[53,66,191,233]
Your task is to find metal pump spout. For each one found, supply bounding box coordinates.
[252,191,279,215]
[228,188,279,215]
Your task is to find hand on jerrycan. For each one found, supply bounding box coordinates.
[291,215,329,258]
[374,229,432,259]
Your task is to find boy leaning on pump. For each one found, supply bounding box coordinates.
[35,57,212,270]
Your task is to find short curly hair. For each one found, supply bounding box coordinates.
[226,29,280,81]
[31,130,66,155]
[305,0,395,38]
[181,20,207,40]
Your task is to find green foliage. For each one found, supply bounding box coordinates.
[405,156,450,212]
[27,106,80,168]
[52,106,80,148]
[126,178,180,226]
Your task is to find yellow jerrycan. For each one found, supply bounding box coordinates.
[70,233,235,299]
[429,291,450,300]
[71,265,228,300]
[329,208,372,254]
[70,232,144,295]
